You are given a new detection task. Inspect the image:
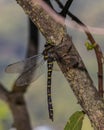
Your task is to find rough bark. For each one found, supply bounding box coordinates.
[14,0,104,129]
[0,83,32,130]
[8,92,32,130]
[55,35,104,130]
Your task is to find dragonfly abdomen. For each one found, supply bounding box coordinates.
[47,59,54,121]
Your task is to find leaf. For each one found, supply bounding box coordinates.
[85,42,96,50]
[64,111,85,130]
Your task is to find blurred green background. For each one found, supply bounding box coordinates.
[0,0,104,130]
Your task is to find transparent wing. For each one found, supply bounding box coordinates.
[5,53,42,73]
[16,59,46,86]
[16,61,61,87]
[5,53,60,86]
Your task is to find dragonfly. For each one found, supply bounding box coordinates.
[5,43,60,121]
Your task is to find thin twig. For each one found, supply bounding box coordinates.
[55,0,104,97]
[60,0,74,17]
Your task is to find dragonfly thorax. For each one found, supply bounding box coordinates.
[42,44,56,61]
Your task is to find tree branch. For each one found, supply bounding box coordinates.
[15,0,104,129]
[16,0,65,45]
[0,83,9,102]
[55,0,104,98]
[60,0,73,17]
[8,92,32,130]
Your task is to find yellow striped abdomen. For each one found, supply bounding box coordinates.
[47,59,54,121]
